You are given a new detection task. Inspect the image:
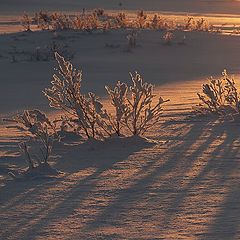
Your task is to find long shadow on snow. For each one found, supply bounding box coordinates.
[0,135,155,240]
[81,120,240,239]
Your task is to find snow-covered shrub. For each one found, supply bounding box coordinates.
[184,17,194,30]
[114,13,128,28]
[163,31,174,45]
[126,30,138,50]
[5,110,58,168]
[136,10,147,28]
[94,8,105,17]
[34,11,52,30]
[150,14,167,30]
[183,17,211,32]
[22,10,212,34]
[124,72,169,135]
[195,70,240,116]
[195,18,210,32]
[43,53,109,139]
[72,16,83,30]
[106,73,169,136]
[51,13,72,31]
[21,13,32,32]
[44,53,169,138]
[83,13,99,33]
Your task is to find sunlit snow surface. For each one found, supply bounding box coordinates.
[0,1,240,239]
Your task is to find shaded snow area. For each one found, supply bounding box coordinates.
[1,119,240,239]
[1,2,240,239]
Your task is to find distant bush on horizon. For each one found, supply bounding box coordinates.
[21,10,212,33]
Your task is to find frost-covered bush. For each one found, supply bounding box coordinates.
[106,72,169,136]
[5,110,58,168]
[163,31,174,45]
[183,17,211,32]
[34,11,52,30]
[21,11,212,33]
[150,14,167,30]
[51,13,72,31]
[124,72,169,135]
[44,53,169,138]
[43,53,110,139]
[136,10,147,29]
[114,13,128,28]
[21,13,32,32]
[195,70,240,116]
[126,30,138,50]
[94,8,105,17]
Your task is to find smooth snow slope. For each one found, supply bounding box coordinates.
[0,30,240,117]
[1,82,240,239]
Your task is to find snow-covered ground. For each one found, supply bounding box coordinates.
[1,1,240,239]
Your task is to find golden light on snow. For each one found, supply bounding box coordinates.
[1,78,239,238]
[1,2,240,238]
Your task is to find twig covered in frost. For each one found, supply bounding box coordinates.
[105,81,129,136]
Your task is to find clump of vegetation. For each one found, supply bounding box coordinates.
[150,14,168,30]
[5,110,60,179]
[183,16,211,32]
[43,53,110,139]
[136,10,147,28]
[34,11,52,30]
[195,70,240,117]
[21,12,32,32]
[126,30,138,50]
[44,53,169,138]
[114,12,128,28]
[94,8,105,17]
[4,52,170,179]
[162,31,174,45]
[21,10,213,33]
[106,73,169,136]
